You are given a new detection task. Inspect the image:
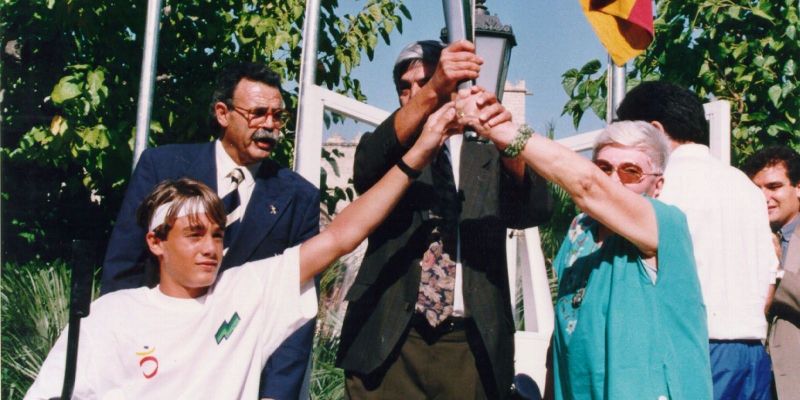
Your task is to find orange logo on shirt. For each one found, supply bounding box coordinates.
[135,346,159,379]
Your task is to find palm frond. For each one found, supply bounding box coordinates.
[1,260,99,399]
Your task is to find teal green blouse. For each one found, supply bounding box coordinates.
[552,198,712,399]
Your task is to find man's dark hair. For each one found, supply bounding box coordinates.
[617,81,709,146]
[208,62,283,132]
[392,40,445,94]
[741,145,800,185]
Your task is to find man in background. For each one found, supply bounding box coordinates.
[743,145,800,261]
[743,145,800,399]
[617,81,778,400]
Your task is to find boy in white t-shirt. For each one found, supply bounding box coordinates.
[26,100,466,399]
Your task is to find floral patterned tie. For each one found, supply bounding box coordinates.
[415,240,456,327]
[415,146,459,327]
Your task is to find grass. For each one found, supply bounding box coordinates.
[309,240,364,400]
[310,335,346,400]
[1,260,99,399]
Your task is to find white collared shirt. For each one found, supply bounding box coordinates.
[658,144,778,340]
[445,135,467,316]
[215,141,260,220]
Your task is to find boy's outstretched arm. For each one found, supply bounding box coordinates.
[298,103,459,283]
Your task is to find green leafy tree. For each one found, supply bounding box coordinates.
[1,0,410,262]
[561,0,800,162]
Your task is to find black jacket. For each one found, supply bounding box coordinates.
[337,112,553,398]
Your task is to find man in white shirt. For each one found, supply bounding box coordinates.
[27,99,461,399]
[617,81,778,400]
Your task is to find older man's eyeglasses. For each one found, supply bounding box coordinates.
[593,160,662,184]
[230,104,289,127]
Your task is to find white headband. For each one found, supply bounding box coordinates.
[148,198,207,232]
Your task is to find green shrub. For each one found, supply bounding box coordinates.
[1,260,98,399]
[310,257,348,400]
[310,335,346,400]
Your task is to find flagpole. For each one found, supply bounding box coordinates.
[132,0,163,171]
[294,0,321,184]
[606,55,626,124]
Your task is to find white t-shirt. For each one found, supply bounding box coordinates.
[658,144,778,340]
[25,246,316,400]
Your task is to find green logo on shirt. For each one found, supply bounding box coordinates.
[215,312,240,344]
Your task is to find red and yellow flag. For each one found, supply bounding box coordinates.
[579,0,654,66]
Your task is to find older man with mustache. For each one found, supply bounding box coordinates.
[101,62,320,400]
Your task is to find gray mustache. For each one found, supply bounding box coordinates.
[252,129,281,143]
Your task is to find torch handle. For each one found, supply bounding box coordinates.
[60,240,95,400]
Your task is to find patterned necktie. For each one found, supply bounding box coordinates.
[222,168,244,249]
[777,228,790,268]
[415,145,460,327]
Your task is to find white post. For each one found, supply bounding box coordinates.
[132,0,163,171]
[605,55,626,124]
[295,0,323,187]
[704,100,732,165]
[509,227,554,389]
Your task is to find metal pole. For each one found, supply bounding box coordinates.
[60,240,95,400]
[605,55,626,124]
[132,0,163,172]
[294,0,322,179]
[442,0,474,92]
[295,1,322,395]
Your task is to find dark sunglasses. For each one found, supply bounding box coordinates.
[593,160,662,184]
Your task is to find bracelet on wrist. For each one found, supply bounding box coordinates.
[396,158,422,179]
[501,124,534,158]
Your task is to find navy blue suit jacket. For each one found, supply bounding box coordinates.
[102,141,320,399]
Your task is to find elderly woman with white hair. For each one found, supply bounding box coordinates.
[462,106,712,399]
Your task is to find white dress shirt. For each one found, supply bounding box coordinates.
[445,135,467,316]
[215,140,260,220]
[658,144,778,340]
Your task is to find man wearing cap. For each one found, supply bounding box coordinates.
[336,40,553,399]
[102,62,319,400]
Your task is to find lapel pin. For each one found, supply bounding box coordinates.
[270,205,277,215]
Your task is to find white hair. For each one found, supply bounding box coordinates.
[593,120,671,172]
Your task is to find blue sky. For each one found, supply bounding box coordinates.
[325,1,609,140]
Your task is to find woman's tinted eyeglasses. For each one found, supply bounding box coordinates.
[593,160,662,184]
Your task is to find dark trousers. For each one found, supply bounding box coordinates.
[346,316,491,400]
